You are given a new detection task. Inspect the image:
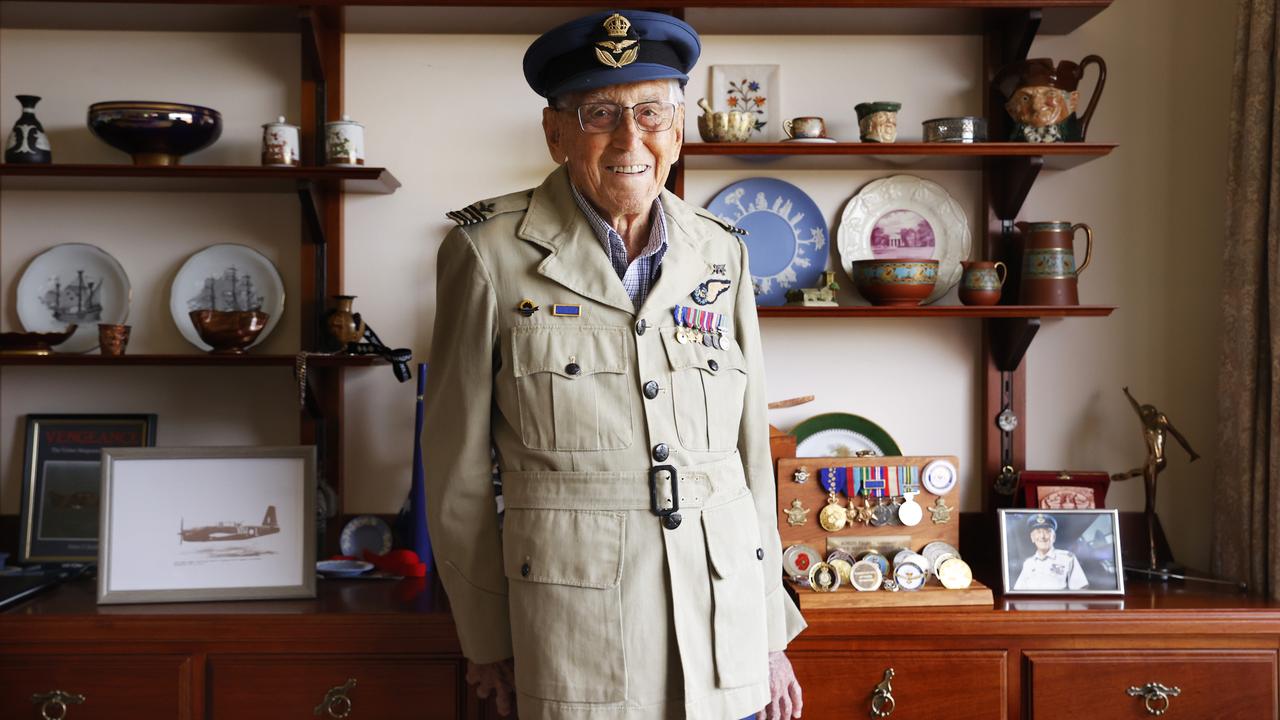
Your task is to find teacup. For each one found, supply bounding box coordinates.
[784,117,827,139]
[958,261,1007,306]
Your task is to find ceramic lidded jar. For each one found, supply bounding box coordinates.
[1017,221,1094,305]
[994,56,1106,143]
[325,114,365,166]
[262,116,300,167]
[958,261,1007,306]
[5,95,52,164]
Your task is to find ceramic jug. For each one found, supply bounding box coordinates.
[994,56,1106,143]
[1016,221,1093,305]
[958,261,1007,306]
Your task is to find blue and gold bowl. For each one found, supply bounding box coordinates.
[851,259,939,306]
[88,101,222,166]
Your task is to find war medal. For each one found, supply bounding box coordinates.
[551,304,581,317]
[817,467,847,532]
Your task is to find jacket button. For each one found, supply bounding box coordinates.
[708,359,719,371]
[757,548,764,560]
[643,380,659,399]
[521,562,530,577]
[663,512,682,530]
[635,319,647,336]
[565,362,581,375]
[652,443,670,462]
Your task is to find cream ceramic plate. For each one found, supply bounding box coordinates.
[16,243,131,353]
[837,175,972,304]
[170,243,285,351]
[780,137,838,143]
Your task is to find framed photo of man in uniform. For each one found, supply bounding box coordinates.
[999,509,1124,595]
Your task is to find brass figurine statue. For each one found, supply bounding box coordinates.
[1111,387,1200,571]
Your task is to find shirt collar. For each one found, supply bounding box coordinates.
[568,180,667,263]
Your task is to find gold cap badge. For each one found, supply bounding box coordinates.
[595,13,638,69]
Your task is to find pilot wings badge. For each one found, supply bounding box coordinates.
[691,278,732,305]
[595,13,638,69]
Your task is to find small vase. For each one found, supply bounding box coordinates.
[5,95,52,164]
[326,295,367,347]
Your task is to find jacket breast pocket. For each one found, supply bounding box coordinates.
[702,491,769,689]
[662,328,748,452]
[502,508,627,703]
[512,326,633,451]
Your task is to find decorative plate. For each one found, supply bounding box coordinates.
[780,137,838,143]
[706,177,828,306]
[169,243,284,351]
[710,64,780,141]
[837,175,971,304]
[339,515,393,558]
[791,412,902,458]
[16,243,131,354]
[316,559,375,577]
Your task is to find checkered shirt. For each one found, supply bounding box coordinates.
[569,182,668,310]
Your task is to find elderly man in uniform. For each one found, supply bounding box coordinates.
[423,9,806,720]
[1013,514,1089,591]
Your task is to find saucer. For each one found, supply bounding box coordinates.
[781,137,838,143]
[317,560,374,577]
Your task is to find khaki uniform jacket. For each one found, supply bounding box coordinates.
[424,166,806,720]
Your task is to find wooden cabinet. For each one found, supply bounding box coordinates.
[1026,650,1278,719]
[0,654,194,720]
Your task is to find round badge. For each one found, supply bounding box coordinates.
[826,549,856,566]
[829,558,854,586]
[809,561,841,592]
[894,560,926,591]
[936,557,974,589]
[859,550,890,577]
[784,544,822,578]
[849,559,883,592]
[922,459,958,495]
[922,541,959,572]
[898,493,923,527]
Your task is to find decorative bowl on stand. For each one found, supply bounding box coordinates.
[188,310,268,354]
[88,101,222,166]
[850,259,939,306]
[0,326,78,356]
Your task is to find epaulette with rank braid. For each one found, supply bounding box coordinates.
[445,189,534,227]
[691,206,749,236]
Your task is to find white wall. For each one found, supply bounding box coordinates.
[1,0,1235,570]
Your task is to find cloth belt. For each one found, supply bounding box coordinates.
[501,453,747,512]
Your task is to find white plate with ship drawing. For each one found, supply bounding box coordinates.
[169,243,285,352]
[16,243,131,353]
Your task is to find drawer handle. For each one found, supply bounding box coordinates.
[314,678,357,719]
[31,690,85,720]
[870,668,895,718]
[1127,682,1181,716]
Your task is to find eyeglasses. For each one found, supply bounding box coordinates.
[572,101,677,134]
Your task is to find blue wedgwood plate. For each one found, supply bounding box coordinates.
[705,178,829,306]
[339,515,393,558]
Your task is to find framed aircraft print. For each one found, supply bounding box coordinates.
[98,446,315,604]
[20,413,157,563]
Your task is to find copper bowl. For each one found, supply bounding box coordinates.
[188,310,268,354]
[851,259,939,306]
[0,325,78,356]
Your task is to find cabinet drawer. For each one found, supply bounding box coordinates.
[0,654,192,720]
[791,651,1007,719]
[1027,650,1278,719]
[207,655,459,719]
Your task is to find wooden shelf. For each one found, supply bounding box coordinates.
[0,353,387,367]
[681,142,1116,171]
[757,305,1115,318]
[0,164,401,194]
[0,1,1111,35]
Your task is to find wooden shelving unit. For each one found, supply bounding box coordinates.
[0,164,401,194]
[757,305,1115,319]
[0,353,386,367]
[681,141,1116,171]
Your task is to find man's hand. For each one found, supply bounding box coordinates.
[756,650,802,719]
[466,659,516,716]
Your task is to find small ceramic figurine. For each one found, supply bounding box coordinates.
[995,56,1106,143]
[785,270,840,307]
[5,95,52,164]
[855,101,900,143]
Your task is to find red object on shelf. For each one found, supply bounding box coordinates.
[1019,470,1111,508]
[363,548,427,577]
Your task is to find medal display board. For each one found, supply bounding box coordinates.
[776,455,993,609]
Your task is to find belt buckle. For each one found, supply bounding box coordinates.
[648,465,682,529]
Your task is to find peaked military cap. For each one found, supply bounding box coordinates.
[1028,513,1057,533]
[523,10,701,99]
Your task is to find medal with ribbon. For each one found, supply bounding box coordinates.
[817,467,848,532]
